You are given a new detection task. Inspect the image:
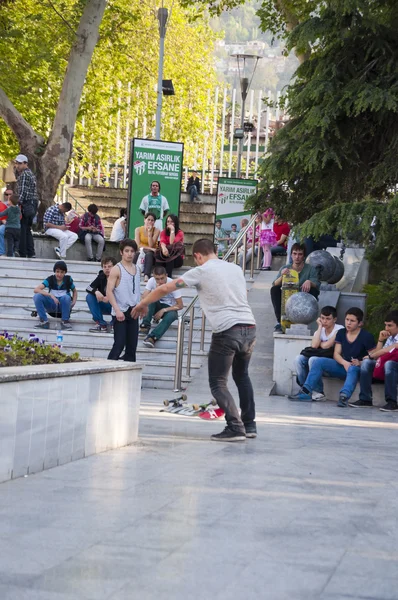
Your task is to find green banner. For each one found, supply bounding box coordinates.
[127,138,184,236]
[215,177,257,232]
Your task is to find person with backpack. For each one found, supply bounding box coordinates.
[33,261,77,330]
[351,310,398,412]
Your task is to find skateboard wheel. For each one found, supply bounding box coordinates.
[211,399,217,406]
[31,311,37,317]
[192,404,199,411]
[163,399,170,407]
[181,394,187,402]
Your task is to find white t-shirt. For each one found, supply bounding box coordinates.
[110,216,126,242]
[181,259,255,333]
[145,276,182,307]
[320,323,344,342]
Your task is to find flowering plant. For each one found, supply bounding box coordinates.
[0,331,80,367]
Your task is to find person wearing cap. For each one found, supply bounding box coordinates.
[14,154,38,259]
[33,261,77,330]
[0,188,14,256]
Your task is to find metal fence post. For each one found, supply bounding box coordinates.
[186,305,195,378]
[173,317,185,391]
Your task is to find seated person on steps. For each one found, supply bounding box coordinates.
[139,266,183,348]
[86,256,117,333]
[350,310,398,412]
[292,306,344,401]
[271,243,320,333]
[43,202,78,260]
[291,307,376,407]
[33,260,77,330]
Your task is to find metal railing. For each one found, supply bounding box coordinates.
[173,212,261,391]
[64,187,86,214]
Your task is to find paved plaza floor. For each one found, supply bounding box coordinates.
[2,273,398,599]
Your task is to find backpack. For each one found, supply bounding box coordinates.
[373,348,398,381]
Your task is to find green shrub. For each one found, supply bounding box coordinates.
[0,331,80,368]
[363,281,398,339]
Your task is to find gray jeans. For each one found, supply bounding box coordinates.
[85,233,105,260]
[208,324,256,432]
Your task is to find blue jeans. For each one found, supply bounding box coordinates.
[141,301,178,341]
[208,324,256,433]
[33,293,71,322]
[188,185,198,201]
[294,355,323,393]
[271,245,287,256]
[0,223,5,255]
[86,293,112,326]
[360,359,398,403]
[304,357,360,399]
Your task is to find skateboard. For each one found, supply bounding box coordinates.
[280,268,299,332]
[23,306,81,318]
[161,396,225,419]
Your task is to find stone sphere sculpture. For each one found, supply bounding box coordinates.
[306,250,336,282]
[286,292,319,324]
[327,256,345,284]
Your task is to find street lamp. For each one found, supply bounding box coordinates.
[155,7,169,140]
[231,54,262,178]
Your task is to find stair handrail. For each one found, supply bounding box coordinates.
[64,187,87,215]
[173,212,259,391]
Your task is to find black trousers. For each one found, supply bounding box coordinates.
[5,228,20,257]
[108,307,138,362]
[19,214,35,257]
[158,255,184,278]
[270,285,319,322]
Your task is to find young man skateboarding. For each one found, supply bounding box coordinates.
[107,239,141,362]
[133,238,256,442]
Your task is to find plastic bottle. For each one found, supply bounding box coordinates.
[56,330,63,346]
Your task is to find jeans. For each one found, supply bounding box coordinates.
[33,293,71,322]
[360,359,398,403]
[5,228,20,256]
[108,308,138,362]
[46,228,78,257]
[142,301,178,340]
[270,285,319,323]
[85,233,105,260]
[86,293,112,326]
[304,357,360,399]
[0,223,5,255]
[294,354,323,393]
[188,185,198,201]
[19,214,35,257]
[271,245,287,256]
[208,324,256,433]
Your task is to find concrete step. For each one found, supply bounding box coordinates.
[179,213,215,224]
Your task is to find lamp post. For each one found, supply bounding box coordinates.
[155,7,169,140]
[231,54,261,178]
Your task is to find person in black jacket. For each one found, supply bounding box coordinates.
[186,171,200,202]
[86,256,116,332]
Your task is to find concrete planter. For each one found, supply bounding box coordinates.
[0,359,142,483]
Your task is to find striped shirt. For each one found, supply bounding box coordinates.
[43,205,65,228]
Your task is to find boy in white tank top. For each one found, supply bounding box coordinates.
[107,239,141,362]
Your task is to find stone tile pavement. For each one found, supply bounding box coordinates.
[1,273,398,599]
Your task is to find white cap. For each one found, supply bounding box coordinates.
[15,154,28,163]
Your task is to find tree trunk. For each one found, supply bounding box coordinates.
[0,0,107,212]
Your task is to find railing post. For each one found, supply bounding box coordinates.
[186,305,195,378]
[256,235,262,270]
[174,317,185,391]
[241,230,247,277]
[200,311,206,352]
[249,236,255,281]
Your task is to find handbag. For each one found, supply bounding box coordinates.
[373,348,398,381]
[155,241,185,264]
[300,346,334,359]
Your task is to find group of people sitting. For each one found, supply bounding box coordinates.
[32,240,184,354]
[289,305,398,412]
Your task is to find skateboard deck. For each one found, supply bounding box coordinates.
[160,396,225,419]
[280,268,299,332]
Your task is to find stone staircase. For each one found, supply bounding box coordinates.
[0,256,213,389]
[66,186,216,266]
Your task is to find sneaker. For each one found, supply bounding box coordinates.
[61,320,72,330]
[14,250,20,257]
[274,323,283,333]
[139,325,150,336]
[244,424,257,439]
[380,401,398,412]
[54,247,61,259]
[34,320,49,329]
[106,324,113,334]
[312,392,327,401]
[288,390,312,402]
[211,427,246,442]
[144,275,149,283]
[348,400,373,408]
[89,324,108,333]
[143,337,155,348]
[337,395,348,407]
